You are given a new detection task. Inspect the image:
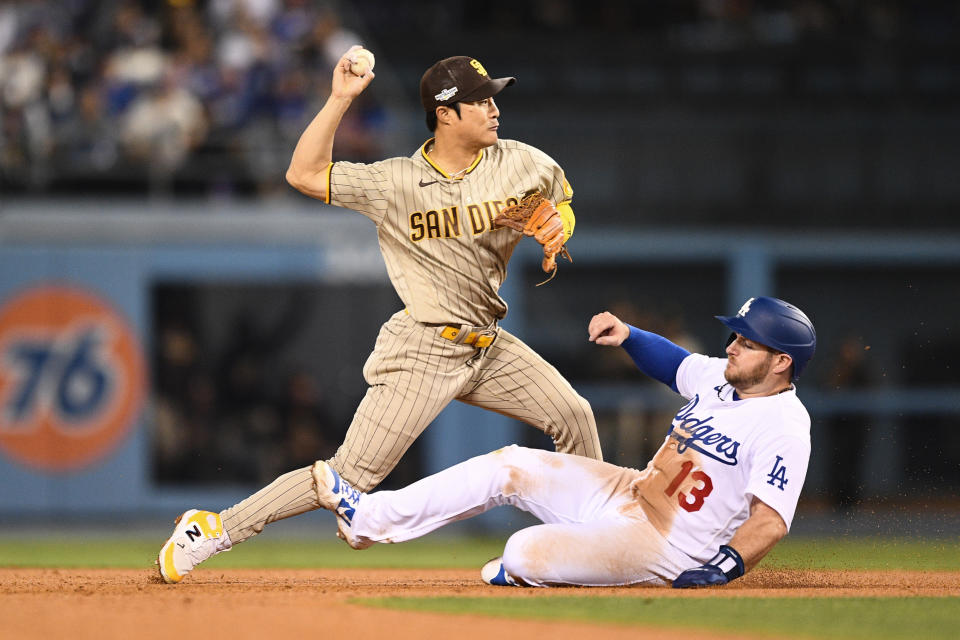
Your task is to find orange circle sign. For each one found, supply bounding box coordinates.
[0,286,146,472]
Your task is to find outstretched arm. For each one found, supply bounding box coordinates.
[588,311,690,392]
[286,45,376,201]
[672,497,787,588]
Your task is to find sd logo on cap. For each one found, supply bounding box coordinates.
[420,56,516,111]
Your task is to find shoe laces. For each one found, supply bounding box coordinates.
[185,538,217,564]
[337,479,362,506]
[185,530,231,564]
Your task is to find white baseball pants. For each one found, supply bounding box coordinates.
[349,444,697,586]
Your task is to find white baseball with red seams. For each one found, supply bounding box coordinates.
[345,353,811,586]
[349,48,375,76]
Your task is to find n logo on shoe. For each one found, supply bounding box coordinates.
[185,524,203,542]
[0,286,146,472]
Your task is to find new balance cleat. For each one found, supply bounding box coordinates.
[157,509,232,584]
[480,556,525,586]
[312,461,372,550]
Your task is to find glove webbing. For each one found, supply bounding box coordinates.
[494,192,571,286]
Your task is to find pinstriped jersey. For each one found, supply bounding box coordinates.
[327,138,573,325]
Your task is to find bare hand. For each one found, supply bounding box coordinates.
[588,311,630,346]
[331,45,376,100]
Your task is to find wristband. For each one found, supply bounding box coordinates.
[708,544,745,582]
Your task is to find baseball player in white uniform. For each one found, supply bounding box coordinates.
[157,48,601,583]
[312,296,817,587]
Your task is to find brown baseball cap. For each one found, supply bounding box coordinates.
[420,56,516,112]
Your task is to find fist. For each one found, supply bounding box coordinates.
[588,311,630,346]
[349,48,376,77]
[333,46,376,99]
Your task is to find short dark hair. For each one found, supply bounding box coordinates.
[425,102,461,131]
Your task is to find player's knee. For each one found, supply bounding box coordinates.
[485,444,519,482]
[486,443,538,470]
[501,528,546,586]
[574,394,594,422]
[547,395,595,443]
[554,393,593,426]
[483,445,539,498]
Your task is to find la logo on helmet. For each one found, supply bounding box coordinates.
[737,297,755,317]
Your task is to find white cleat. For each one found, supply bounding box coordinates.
[312,461,372,550]
[156,509,232,584]
[480,556,526,587]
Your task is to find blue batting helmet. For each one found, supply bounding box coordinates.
[716,296,817,381]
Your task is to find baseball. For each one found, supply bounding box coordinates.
[349,48,375,77]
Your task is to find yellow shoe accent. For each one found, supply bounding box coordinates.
[183,509,224,539]
[157,509,229,584]
[160,538,182,583]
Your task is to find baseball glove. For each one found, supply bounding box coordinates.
[493,192,572,285]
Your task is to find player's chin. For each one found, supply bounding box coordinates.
[723,363,738,383]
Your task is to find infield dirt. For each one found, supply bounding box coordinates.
[2,568,958,640]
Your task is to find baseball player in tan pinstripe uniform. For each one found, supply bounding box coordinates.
[157,47,601,583]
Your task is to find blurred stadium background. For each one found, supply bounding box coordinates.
[1,0,959,539]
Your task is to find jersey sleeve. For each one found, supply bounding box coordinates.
[531,147,575,241]
[674,353,727,400]
[523,144,573,208]
[328,160,392,225]
[745,428,810,531]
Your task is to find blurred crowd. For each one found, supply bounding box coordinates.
[0,0,387,197]
[361,0,957,45]
[1,0,956,198]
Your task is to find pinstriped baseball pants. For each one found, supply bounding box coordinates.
[331,310,601,491]
[222,310,600,544]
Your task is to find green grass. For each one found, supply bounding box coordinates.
[1,535,957,570]
[0,537,508,569]
[2,535,956,640]
[357,596,960,640]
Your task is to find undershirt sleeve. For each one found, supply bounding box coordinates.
[621,325,691,392]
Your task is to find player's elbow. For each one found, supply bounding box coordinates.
[285,167,327,201]
[751,499,788,543]
[771,518,788,543]
[763,510,788,545]
[285,166,307,191]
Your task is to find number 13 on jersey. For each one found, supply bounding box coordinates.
[664,460,714,512]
